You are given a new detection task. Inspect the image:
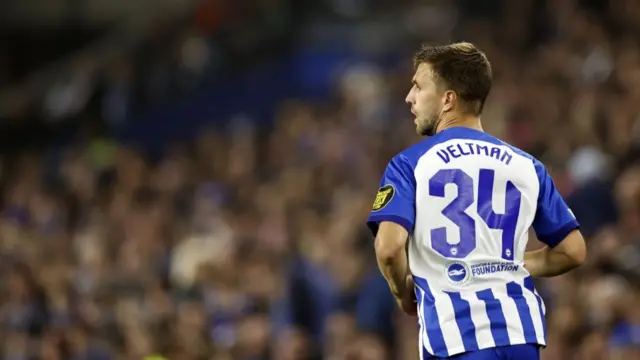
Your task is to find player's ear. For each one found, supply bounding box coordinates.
[442,90,456,112]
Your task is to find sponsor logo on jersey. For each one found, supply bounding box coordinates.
[445,261,470,285]
[470,261,520,276]
[372,184,395,211]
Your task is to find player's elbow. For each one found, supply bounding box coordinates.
[567,239,587,268]
[374,222,409,264]
[554,229,587,268]
[374,235,404,263]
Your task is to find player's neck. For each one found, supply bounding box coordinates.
[436,113,483,134]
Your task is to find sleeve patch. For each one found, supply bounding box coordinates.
[372,184,395,211]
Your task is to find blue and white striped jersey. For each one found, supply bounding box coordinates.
[367,127,579,358]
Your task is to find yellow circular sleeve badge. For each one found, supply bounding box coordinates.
[372,184,395,211]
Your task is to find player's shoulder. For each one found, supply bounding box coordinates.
[470,130,548,172]
[390,128,549,177]
[395,128,523,159]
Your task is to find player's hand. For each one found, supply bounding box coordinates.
[395,275,418,316]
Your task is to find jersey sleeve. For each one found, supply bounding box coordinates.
[367,155,416,236]
[532,161,580,247]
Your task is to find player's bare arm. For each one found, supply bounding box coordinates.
[374,221,416,314]
[524,229,586,277]
[374,221,408,299]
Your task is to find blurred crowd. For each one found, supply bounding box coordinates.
[1,0,640,359]
[0,0,292,137]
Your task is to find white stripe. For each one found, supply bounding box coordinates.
[418,321,425,360]
[459,291,496,349]
[417,288,433,356]
[433,291,465,353]
[534,288,546,314]
[418,291,424,360]
[494,285,527,344]
[522,285,546,345]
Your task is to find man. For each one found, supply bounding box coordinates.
[367,42,587,360]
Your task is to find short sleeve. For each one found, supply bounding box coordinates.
[367,155,416,236]
[532,161,580,247]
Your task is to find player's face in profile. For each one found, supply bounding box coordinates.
[405,63,443,136]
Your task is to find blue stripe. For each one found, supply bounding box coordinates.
[416,290,427,359]
[414,276,448,357]
[524,276,546,340]
[506,281,538,343]
[422,343,431,360]
[476,288,511,346]
[446,291,479,352]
